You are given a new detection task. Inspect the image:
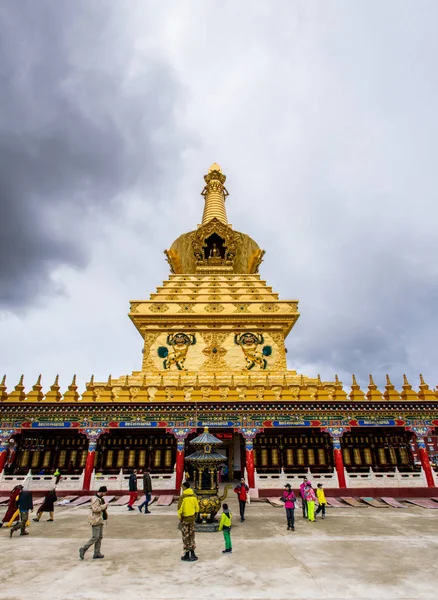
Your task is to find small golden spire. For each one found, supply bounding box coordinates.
[18,374,24,386]
[317,374,323,387]
[36,374,42,385]
[419,373,427,388]
[124,375,129,388]
[87,375,95,390]
[368,374,377,390]
[352,374,360,389]
[201,163,229,225]
[402,374,411,388]
[385,374,394,389]
[69,375,78,391]
[334,374,341,388]
[0,375,5,387]
[53,374,59,387]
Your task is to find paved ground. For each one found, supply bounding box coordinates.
[1,495,438,600]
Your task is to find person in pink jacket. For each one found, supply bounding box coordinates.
[282,484,296,531]
[299,477,309,518]
[304,482,316,522]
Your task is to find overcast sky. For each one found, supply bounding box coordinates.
[1,0,438,395]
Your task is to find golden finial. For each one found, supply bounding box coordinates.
[0,375,5,387]
[300,374,305,386]
[419,373,426,386]
[107,374,112,387]
[18,374,24,386]
[368,374,377,390]
[36,374,42,385]
[334,374,341,387]
[86,375,95,390]
[54,374,59,386]
[385,374,394,389]
[403,374,409,386]
[201,163,229,225]
[124,375,129,387]
[351,374,360,389]
[69,374,78,391]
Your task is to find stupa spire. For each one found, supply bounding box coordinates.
[201,163,229,225]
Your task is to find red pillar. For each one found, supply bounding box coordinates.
[79,428,108,491]
[407,427,435,488]
[419,445,434,488]
[175,447,185,490]
[0,449,7,473]
[245,442,255,488]
[167,427,196,492]
[83,450,95,491]
[0,430,18,473]
[333,446,347,489]
[321,427,349,489]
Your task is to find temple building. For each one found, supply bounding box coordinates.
[1,164,438,495]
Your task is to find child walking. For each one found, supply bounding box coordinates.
[315,483,327,519]
[304,482,316,522]
[218,503,232,553]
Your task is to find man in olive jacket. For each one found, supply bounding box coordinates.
[79,486,108,560]
[177,481,200,562]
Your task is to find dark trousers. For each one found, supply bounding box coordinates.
[239,499,246,520]
[286,508,295,528]
[139,493,151,512]
[315,503,326,517]
[301,498,307,518]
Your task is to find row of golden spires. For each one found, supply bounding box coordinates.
[0,373,437,402]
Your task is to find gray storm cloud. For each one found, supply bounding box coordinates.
[0,1,186,310]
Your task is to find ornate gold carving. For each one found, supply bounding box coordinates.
[288,302,299,311]
[178,303,195,313]
[208,295,222,301]
[130,302,141,313]
[148,303,169,313]
[233,303,250,313]
[204,303,225,313]
[260,303,280,313]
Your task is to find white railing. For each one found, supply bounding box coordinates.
[255,468,339,489]
[0,470,84,491]
[344,467,427,488]
[254,466,430,489]
[91,468,176,491]
[0,468,176,491]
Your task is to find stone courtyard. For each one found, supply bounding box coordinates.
[1,495,438,600]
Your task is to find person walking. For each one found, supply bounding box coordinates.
[218,503,232,553]
[127,469,138,511]
[0,484,22,528]
[10,487,33,538]
[33,488,57,522]
[79,486,108,560]
[305,482,316,522]
[282,483,296,531]
[234,478,249,522]
[315,483,327,519]
[299,477,309,519]
[177,481,199,562]
[138,468,152,514]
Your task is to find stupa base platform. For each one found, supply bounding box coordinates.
[195,521,219,532]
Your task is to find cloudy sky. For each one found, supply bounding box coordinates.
[1,0,438,395]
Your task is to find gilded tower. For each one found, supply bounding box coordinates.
[128,164,300,376]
